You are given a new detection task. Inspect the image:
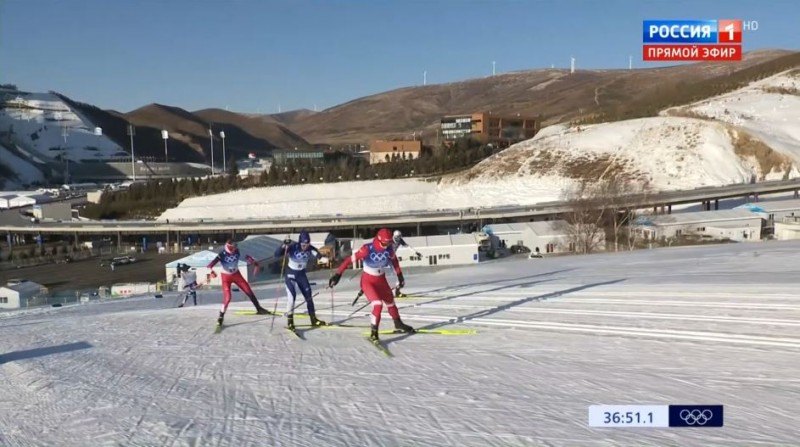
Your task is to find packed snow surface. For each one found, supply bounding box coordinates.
[2,242,799,446]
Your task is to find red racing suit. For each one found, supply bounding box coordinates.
[335,241,403,327]
[207,248,259,313]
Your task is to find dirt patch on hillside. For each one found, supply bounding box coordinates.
[731,129,794,180]
[526,149,644,181]
[761,86,800,95]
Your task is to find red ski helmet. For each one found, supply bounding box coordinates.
[224,240,236,254]
[374,228,393,250]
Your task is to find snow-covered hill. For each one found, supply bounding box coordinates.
[447,69,800,190]
[0,142,46,189]
[160,69,800,221]
[1,242,799,445]
[0,88,131,186]
[668,68,800,162]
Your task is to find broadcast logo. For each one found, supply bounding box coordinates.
[642,19,757,62]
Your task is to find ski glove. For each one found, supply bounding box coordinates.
[397,272,405,289]
[328,272,342,288]
[283,239,292,246]
[209,271,218,279]
[415,252,422,258]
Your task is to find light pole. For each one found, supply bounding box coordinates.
[161,130,169,162]
[209,127,215,174]
[127,124,136,181]
[220,130,226,173]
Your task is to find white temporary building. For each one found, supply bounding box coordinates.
[349,233,483,268]
[0,279,48,309]
[483,220,582,254]
[164,235,284,286]
[0,194,19,209]
[736,199,800,223]
[634,208,763,242]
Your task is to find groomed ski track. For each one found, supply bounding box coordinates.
[1,241,799,446]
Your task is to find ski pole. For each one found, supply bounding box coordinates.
[270,241,288,331]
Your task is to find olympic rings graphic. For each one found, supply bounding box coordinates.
[224,255,238,264]
[679,409,713,425]
[369,252,388,263]
[294,251,310,260]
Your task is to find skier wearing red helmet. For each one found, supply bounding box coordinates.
[329,228,415,341]
[207,239,270,327]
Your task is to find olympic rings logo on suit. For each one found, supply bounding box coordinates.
[224,255,238,264]
[369,252,388,263]
[679,409,713,425]
[294,251,311,260]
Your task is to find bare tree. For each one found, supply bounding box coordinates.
[562,177,651,253]
[561,180,607,254]
[595,177,651,251]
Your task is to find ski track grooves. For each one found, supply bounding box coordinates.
[2,245,800,445]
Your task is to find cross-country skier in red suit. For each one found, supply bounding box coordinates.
[207,240,270,326]
[328,228,415,341]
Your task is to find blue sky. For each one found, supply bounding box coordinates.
[1,0,796,113]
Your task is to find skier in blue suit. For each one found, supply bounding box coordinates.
[275,230,327,330]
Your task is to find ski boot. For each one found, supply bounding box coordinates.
[394,288,407,298]
[369,324,380,342]
[309,315,329,327]
[216,311,225,327]
[393,318,415,334]
[286,314,295,331]
[178,303,184,308]
[249,296,271,315]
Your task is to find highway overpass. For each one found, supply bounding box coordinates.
[1,178,799,238]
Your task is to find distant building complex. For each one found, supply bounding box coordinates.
[439,112,539,146]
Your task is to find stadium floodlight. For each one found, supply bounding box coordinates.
[161,130,169,162]
[209,127,215,174]
[220,130,226,173]
[127,124,136,181]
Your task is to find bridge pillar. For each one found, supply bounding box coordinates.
[714,199,719,210]
[795,190,799,199]
[653,206,658,214]
[417,221,421,236]
[667,205,672,214]
[353,225,357,239]
[231,229,236,240]
[73,231,79,248]
[754,192,759,202]
[166,231,170,253]
[177,231,182,252]
[117,232,122,252]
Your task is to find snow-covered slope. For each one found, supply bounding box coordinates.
[0,89,129,165]
[1,242,799,446]
[670,68,800,163]
[160,70,800,221]
[0,142,46,189]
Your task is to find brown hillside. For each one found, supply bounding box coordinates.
[268,109,319,127]
[52,93,206,163]
[193,108,311,151]
[288,49,796,144]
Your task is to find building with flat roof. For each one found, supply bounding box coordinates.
[271,148,326,166]
[368,140,422,164]
[634,208,763,242]
[440,112,539,145]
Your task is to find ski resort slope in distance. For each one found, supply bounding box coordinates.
[159,69,800,222]
[1,241,799,447]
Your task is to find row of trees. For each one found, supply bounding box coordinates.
[83,138,501,220]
